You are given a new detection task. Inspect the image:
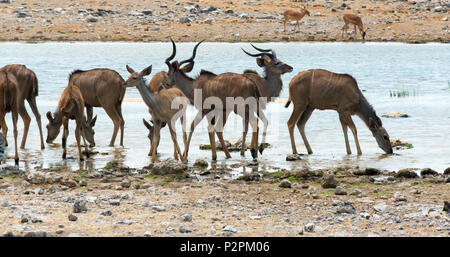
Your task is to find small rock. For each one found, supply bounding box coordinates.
[100,210,113,216]
[373,203,390,213]
[25,231,47,237]
[194,158,208,168]
[279,179,292,188]
[394,192,407,202]
[68,214,78,222]
[109,199,121,206]
[322,174,338,188]
[73,199,87,213]
[396,169,418,178]
[121,180,131,188]
[223,225,237,233]
[152,205,166,212]
[304,223,315,232]
[179,226,192,233]
[335,186,347,195]
[382,112,409,118]
[350,189,362,196]
[444,201,450,213]
[444,167,450,175]
[335,202,355,214]
[420,168,438,177]
[180,213,192,222]
[143,231,152,237]
[116,219,133,225]
[286,154,301,161]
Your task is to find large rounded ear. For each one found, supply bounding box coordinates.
[140,65,152,76]
[46,111,53,122]
[126,65,135,74]
[90,115,97,127]
[256,58,265,67]
[171,61,180,71]
[143,118,152,130]
[181,62,194,73]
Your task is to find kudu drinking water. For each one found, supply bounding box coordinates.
[0,71,19,165]
[163,41,292,161]
[285,69,393,155]
[0,64,45,150]
[46,69,127,147]
[123,64,189,163]
[46,84,96,161]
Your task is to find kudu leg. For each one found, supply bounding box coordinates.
[103,103,123,147]
[287,105,306,155]
[257,111,269,154]
[339,114,352,155]
[240,113,249,157]
[215,111,232,159]
[75,122,84,161]
[344,115,362,155]
[0,114,8,146]
[183,111,206,159]
[283,20,286,32]
[296,107,314,154]
[168,123,184,162]
[27,97,45,149]
[116,104,125,146]
[248,112,259,160]
[150,122,161,163]
[62,118,69,159]
[17,100,31,150]
[12,111,19,165]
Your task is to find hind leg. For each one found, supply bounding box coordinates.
[0,114,8,146]
[296,106,314,154]
[116,104,125,146]
[12,111,19,165]
[215,110,232,159]
[287,104,307,155]
[339,113,351,154]
[258,110,269,154]
[102,103,122,147]
[18,100,31,149]
[27,97,45,149]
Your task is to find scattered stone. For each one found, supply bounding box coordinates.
[304,223,315,232]
[396,169,418,178]
[286,154,301,161]
[179,17,192,24]
[73,199,87,213]
[335,186,347,195]
[322,174,338,188]
[152,205,166,212]
[179,226,192,233]
[354,168,380,176]
[68,214,78,221]
[335,202,355,214]
[116,219,133,225]
[279,179,292,188]
[444,201,450,213]
[194,158,208,168]
[444,168,450,175]
[420,168,438,177]
[109,199,121,206]
[180,213,192,222]
[223,225,237,233]
[143,231,152,237]
[394,192,407,202]
[149,159,188,175]
[373,202,390,213]
[350,189,362,196]
[382,112,409,118]
[121,179,131,188]
[24,231,47,237]
[298,228,304,235]
[100,210,113,216]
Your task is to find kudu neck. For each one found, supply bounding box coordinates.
[175,72,195,102]
[356,95,378,128]
[136,79,160,112]
[262,69,283,99]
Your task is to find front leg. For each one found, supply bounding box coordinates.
[62,118,69,159]
[75,122,84,161]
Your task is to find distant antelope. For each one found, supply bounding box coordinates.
[123,64,189,163]
[46,84,96,161]
[342,14,367,41]
[0,71,19,165]
[45,69,127,147]
[283,8,310,32]
[164,41,293,161]
[0,65,45,150]
[285,69,393,156]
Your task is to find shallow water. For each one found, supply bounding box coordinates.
[0,42,449,175]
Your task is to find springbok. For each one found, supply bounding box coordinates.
[285,69,393,156]
[46,84,96,161]
[0,71,19,165]
[46,69,127,147]
[164,41,292,161]
[123,64,189,163]
[283,8,310,32]
[0,65,45,150]
[342,14,367,41]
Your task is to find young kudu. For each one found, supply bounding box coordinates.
[283,8,310,32]
[285,69,393,156]
[46,84,96,161]
[164,41,292,161]
[342,14,367,41]
[0,71,19,165]
[46,69,127,147]
[123,64,189,163]
[0,64,45,150]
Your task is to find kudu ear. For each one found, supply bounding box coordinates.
[256,58,265,67]
[171,61,180,71]
[181,62,194,73]
[140,65,152,77]
[126,65,136,74]
[90,115,97,127]
[143,118,153,130]
[46,111,53,122]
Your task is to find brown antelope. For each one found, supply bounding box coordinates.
[342,14,367,41]
[0,71,19,165]
[46,69,127,147]
[283,8,310,32]
[163,41,293,161]
[0,64,45,150]
[123,64,189,163]
[285,69,393,156]
[46,84,96,161]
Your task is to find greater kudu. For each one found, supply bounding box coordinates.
[123,64,189,163]
[46,69,127,147]
[164,41,292,161]
[342,14,367,41]
[285,69,393,156]
[0,64,45,150]
[0,71,19,165]
[283,8,310,32]
[46,84,96,161]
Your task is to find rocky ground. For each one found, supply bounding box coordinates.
[0,0,448,43]
[0,159,449,237]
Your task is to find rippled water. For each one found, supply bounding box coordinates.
[1,42,449,175]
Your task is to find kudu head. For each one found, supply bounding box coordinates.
[303,8,310,16]
[82,115,97,147]
[242,44,293,75]
[143,118,166,146]
[123,65,153,87]
[163,39,203,87]
[368,117,393,154]
[46,112,97,146]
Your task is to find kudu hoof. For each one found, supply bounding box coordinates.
[79,157,84,162]
[62,153,66,159]
[258,144,265,154]
[15,158,19,166]
[250,149,257,160]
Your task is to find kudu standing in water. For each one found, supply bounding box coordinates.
[0,65,45,150]
[46,69,127,147]
[342,14,367,42]
[285,69,393,156]
[0,71,19,165]
[164,41,293,161]
[46,84,96,161]
[124,64,188,163]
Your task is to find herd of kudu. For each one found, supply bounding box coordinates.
[0,39,393,166]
